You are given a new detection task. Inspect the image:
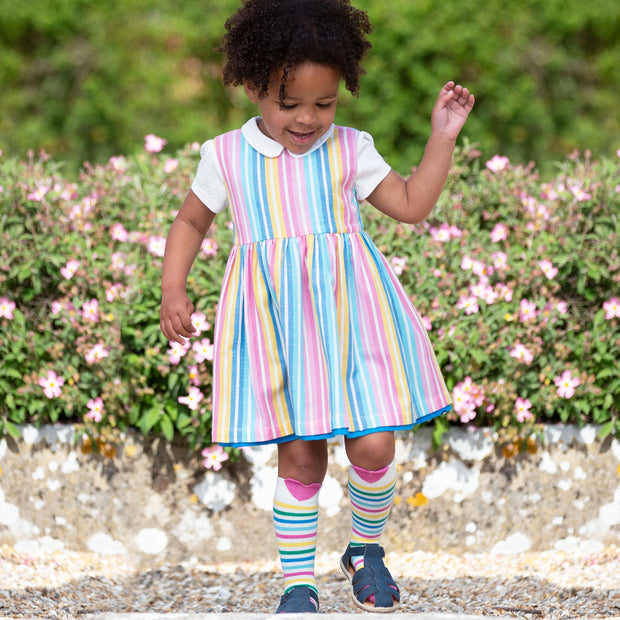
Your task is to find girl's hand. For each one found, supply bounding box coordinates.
[431,81,475,141]
[160,289,196,345]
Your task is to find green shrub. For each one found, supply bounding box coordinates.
[1,0,619,177]
[0,144,618,451]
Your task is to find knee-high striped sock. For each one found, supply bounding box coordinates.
[348,459,396,570]
[273,477,321,596]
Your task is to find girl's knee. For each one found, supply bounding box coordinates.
[277,439,328,484]
[345,431,395,470]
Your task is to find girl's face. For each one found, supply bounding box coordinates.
[245,62,340,155]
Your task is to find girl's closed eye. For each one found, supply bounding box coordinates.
[280,101,335,110]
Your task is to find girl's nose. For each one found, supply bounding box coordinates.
[296,107,316,125]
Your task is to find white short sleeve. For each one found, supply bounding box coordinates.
[355,131,392,200]
[190,140,229,214]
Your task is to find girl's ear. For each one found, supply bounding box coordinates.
[244,83,260,104]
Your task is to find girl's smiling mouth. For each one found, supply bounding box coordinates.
[289,129,316,144]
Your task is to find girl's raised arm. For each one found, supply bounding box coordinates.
[366,82,474,225]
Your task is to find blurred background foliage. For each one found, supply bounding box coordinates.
[0,0,619,177]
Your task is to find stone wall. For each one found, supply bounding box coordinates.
[1,424,619,566]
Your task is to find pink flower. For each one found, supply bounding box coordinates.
[144,134,167,153]
[201,445,229,471]
[485,155,510,172]
[111,252,126,270]
[521,194,538,214]
[519,298,537,322]
[428,223,461,242]
[109,156,129,172]
[59,183,78,201]
[491,251,508,270]
[536,203,550,221]
[105,283,124,302]
[455,401,476,424]
[457,295,479,315]
[85,344,109,365]
[390,256,407,275]
[459,376,484,407]
[81,299,100,323]
[27,185,49,201]
[0,297,16,319]
[192,338,214,363]
[471,281,498,305]
[147,236,166,257]
[86,397,104,423]
[188,365,201,386]
[510,343,533,365]
[554,370,580,399]
[167,339,190,365]
[541,183,559,201]
[603,297,620,320]
[569,185,592,202]
[429,223,451,242]
[460,255,474,271]
[163,158,179,173]
[496,284,513,302]
[191,312,211,336]
[490,223,508,242]
[449,225,463,239]
[421,315,432,331]
[452,380,479,423]
[201,238,218,256]
[178,386,204,411]
[538,260,558,280]
[60,259,80,280]
[556,301,568,315]
[515,397,533,423]
[110,223,129,242]
[38,370,64,399]
[472,260,492,278]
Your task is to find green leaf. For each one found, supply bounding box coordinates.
[432,417,449,449]
[598,421,614,439]
[2,421,21,439]
[160,415,174,442]
[140,407,161,434]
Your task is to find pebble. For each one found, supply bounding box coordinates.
[1,544,619,618]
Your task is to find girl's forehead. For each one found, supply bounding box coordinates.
[270,62,340,94]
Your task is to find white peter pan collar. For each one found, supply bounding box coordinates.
[241,117,335,158]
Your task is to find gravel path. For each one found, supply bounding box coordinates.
[2,545,619,619]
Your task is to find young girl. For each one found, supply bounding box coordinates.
[161,0,474,613]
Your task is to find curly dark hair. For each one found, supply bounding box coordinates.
[217,0,372,101]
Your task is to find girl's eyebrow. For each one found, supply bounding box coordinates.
[284,92,339,103]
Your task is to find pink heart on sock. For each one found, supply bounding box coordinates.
[284,478,321,501]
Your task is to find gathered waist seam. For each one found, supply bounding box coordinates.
[232,229,366,248]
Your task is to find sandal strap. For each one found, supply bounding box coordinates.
[276,585,319,613]
[349,544,400,608]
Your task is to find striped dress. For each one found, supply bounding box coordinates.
[206,122,451,446]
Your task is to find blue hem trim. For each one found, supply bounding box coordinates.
[215,404,452,448]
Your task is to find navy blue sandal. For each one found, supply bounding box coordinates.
[340,543,400,612]
[276,585,319,614]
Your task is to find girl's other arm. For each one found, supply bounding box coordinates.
[366,82,474,225]
[160,190,216,344]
